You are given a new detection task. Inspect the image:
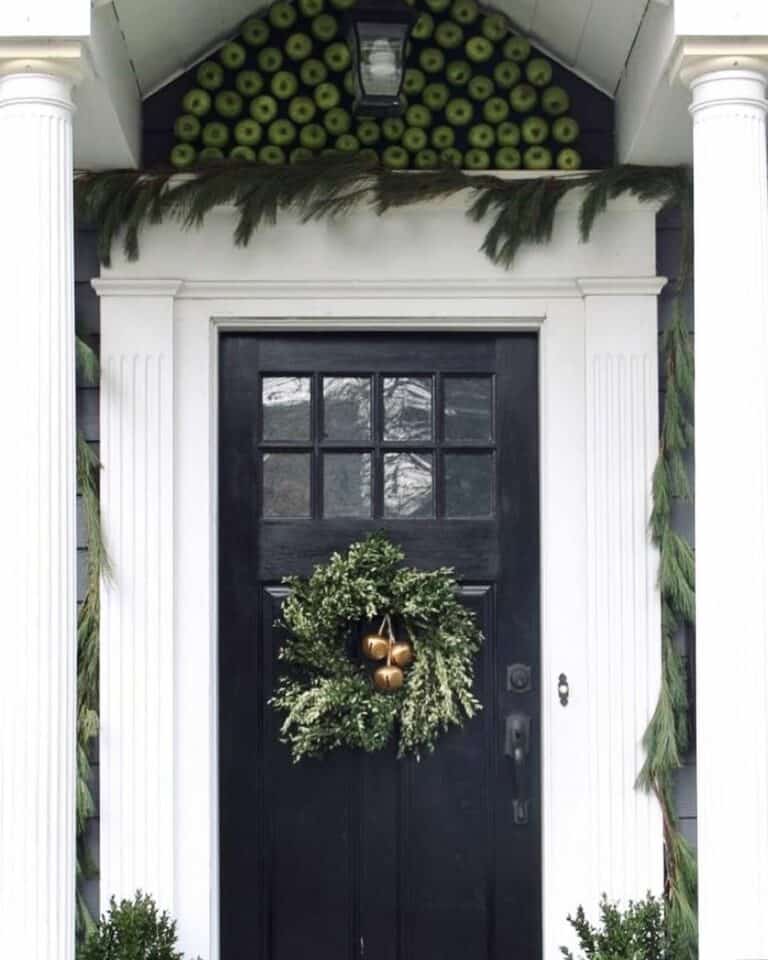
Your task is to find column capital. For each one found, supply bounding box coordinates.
[671,38,768,89]
[0,39,82,105]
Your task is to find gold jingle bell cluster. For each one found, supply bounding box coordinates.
[362,615,415,691]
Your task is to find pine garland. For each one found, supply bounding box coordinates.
[74,157,696,950]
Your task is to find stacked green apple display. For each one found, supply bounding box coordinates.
[170,0,583,171]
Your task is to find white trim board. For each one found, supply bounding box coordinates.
[95,201,664,960]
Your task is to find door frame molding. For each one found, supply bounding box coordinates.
[95,211,666,960]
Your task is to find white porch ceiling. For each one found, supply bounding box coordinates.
[112,0,649,97]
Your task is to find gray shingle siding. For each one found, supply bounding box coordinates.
[73,208,697,913]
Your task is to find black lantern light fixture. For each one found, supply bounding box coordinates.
[346,0,416,117]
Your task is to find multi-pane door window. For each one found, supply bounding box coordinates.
[258,373,495,519]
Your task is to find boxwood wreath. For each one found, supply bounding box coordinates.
[74,158,696,955]
[271,532,482,759]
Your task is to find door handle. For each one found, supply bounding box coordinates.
[504,712,531,825]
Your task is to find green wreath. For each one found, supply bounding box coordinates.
[271,533,483,761]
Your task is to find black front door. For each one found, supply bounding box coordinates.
[219,333,540,960]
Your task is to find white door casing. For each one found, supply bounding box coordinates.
[94,192,665,960]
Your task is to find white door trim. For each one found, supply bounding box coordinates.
[95,204,664,960]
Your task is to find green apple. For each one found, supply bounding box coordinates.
[288,96,316,124]
[465,36,493,63]
[509,83,537,112]
[422,82,449,110]
[382,117,405,141]
[312,14,338,41]
[215,90,243,118]
[446,59,471,85]
[330,0,356,9]
[299,0,323,17]
[419,47,445,74]
[170,143,197,169]
[503,35,530,62]
[324,41,351,72]
[526,57,553,87]
[522,115,549,144]
[290,146,315,163]
[403,126,427,152]
[268,118,297,146]
[382,145,409,169]
[412,12,434,40]
[481,13,508,42]
[403,68,425,96]
[452,0,479,25]
[198,146,225,163]
[236,71,264,97]
[483,96,509,123]
[425,0,451,11]
[230,144,257,161]
[356,119,380,145]
[406,104,431,128]
[552,116,579,143]
[493,60,520,89]
[196,60,224,91]
[271,71,299,99]
[286,33,313,61]
[300,122,328,149]
[323,106,351,135]
[468,123,494,149]
[234,118,263,146]
[415,148,439,169]
[497,120,520,146]
[301,58,328,86]
[495,146,521,169]
[182,88,212,117]
[468,75,494,100]
[541,85,570,116]
[445,97,473,125]
[556,147,581,170]
[523,145,552,169]
[358,147,379,163]
[464,147,489,169]
[314,81,340,109]
[269,1,297,30]
[259,145,286,164]
[439,147,462,167]
[202,121,229,148]
[343,69,355,95]
[257,47,283,73]
[174,114,201,141]
[335,133,360,152]
[431,124,455,148]
[435,22,463,49]
[220,42,246,71]
[250,94,278,124]
[241,17,270,48]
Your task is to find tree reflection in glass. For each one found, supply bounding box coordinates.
[383,377,432,441]
[384,452,433,517]
[323,377,371,442]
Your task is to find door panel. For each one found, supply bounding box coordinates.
[219,333,540,960]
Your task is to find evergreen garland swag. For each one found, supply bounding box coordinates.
[74,157,696,953]
[271,533,483,760]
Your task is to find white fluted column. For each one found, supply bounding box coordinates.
[686,62,768,960]
[0,57,80,960]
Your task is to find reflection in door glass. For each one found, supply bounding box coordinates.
[444,377,493,441]
[383,377,433,441]
[323,377,371,442]
[384,452,433,517]
[323,453,372,517]
[262,452,311,517]
[445,453,493,516]
[262,376,311,442]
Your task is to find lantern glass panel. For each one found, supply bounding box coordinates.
[356,23,405,99]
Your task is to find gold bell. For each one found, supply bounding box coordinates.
[390,641,414,668]
[362,633,389,661]
[374,664,404,691]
